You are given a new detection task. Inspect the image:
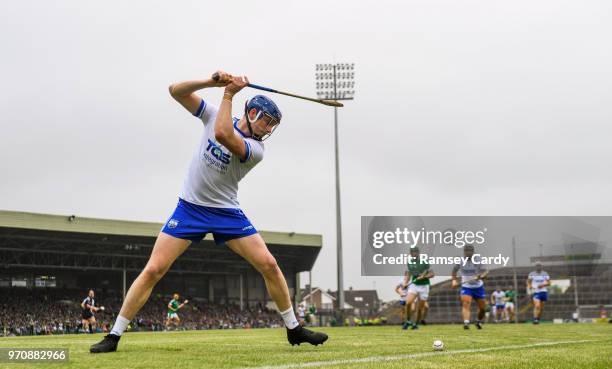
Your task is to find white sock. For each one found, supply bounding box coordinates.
[110,315,130,336]
[464,320,470,325]
[280,307,299,329]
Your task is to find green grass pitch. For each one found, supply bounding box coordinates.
[1,324,611,369]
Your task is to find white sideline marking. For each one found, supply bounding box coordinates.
[240,340,593,369]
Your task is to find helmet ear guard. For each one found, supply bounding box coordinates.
[244,101,262,139]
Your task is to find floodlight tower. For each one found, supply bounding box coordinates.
[315,63,355,315]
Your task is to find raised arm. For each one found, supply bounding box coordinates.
[168,71,233,115]
[214,75,250,159]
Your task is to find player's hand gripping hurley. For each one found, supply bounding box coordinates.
[212,72,343,107]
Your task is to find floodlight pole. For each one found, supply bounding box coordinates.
[315,63,355,322]
[333,65,345,317]
[512,236,519,323]
[122,258,127,299]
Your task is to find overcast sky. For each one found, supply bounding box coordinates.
[1,1,611,301]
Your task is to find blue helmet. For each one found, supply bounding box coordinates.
[244,95,282,141]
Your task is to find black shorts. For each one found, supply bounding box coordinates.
[82,311,94,320]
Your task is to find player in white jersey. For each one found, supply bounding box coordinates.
[490,287,506,323]
[527,262,550,324]
[395,275,410,329]
[297,304,306,326]
[91,71,327,353]
[451,245,489,330]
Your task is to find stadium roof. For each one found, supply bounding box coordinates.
[0,210,321,247]
[0,210,322,274]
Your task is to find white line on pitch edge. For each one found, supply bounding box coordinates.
[239,340,593,369]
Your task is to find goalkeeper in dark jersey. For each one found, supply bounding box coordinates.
[165,293,188,331]
[81,289,104,334]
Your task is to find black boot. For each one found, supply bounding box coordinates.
[90,334,121,353]
[287,326,328,346]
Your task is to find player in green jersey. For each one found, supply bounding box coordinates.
[505,287,516,322]
[404,247,434,330]
[165,293,188,330]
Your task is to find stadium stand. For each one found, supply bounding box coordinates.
[0,287,282,336]
[0,210,322,336]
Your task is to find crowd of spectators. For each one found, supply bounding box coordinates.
[0,288,282,336]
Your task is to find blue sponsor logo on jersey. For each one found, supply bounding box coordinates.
[206,139,231,164]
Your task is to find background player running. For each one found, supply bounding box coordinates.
[404,247,434,330]
[451,245,489,330]
[505,286,516,322]
[394,274,410,329]
[527,262,550,324]
[165,293,188,331]
[91,71,327,353]
[297,304,306,326]
[419,300,430,326]
[81,290,104,334]
[491,287,506,323]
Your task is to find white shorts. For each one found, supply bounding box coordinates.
[408,284,430,301]
[505,302,514,309]
[167,312,179,319]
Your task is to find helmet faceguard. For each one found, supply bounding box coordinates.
[244,95,282,141]
[256,113,280,141]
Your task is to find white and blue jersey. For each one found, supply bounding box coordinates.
[492,291,505,308]
[181,99,264,208]
[453,258,487,299]
[162,100,263,244]
[529,270,550,301]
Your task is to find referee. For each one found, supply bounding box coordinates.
[81,290,104,334]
